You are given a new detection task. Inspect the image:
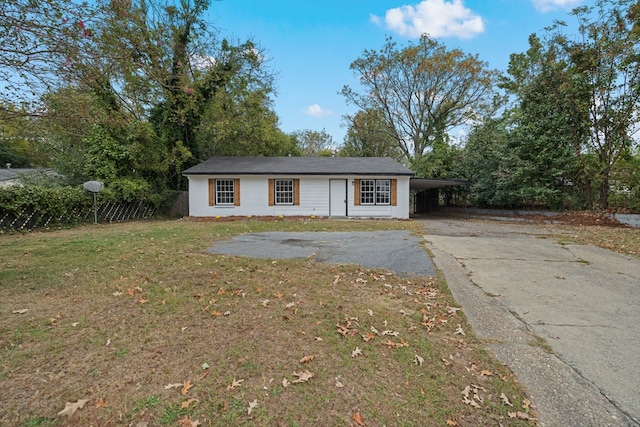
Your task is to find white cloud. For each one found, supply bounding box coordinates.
[305,104,333,118]
[373,0,484,39]
[532,0,582,13]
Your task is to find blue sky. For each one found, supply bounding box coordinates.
[209,0,589,145]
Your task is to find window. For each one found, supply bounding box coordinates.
[269,179,300,206]
[208,178,240,206]
[275,179,294,205]
[376,180,390,204]
[216,179,235,205]
[359,179,390,205]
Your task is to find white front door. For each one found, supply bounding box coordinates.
[329,179,347,217]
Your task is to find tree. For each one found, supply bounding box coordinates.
[193,40,293,158]
[501,34,584,209]
[292,129,335,157]
[340,109,401,159]
[454,118,522,207]
[341,35,498,167]
[507,1,640,210]
[0,0,93,110]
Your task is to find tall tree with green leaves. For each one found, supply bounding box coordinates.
[341,35,498,168]
[500,34,584,209]
[504,0,640,209]
[340,109,401,159]
[292,129,335,157]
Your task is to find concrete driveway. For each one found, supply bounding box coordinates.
[422,218,640,427]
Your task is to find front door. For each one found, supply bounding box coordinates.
[329,179,347,217]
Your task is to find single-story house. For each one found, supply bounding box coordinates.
[182,156,414,219]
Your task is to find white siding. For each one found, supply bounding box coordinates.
[187,175,410,219]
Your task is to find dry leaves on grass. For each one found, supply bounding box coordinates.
[299,354,315,363]
[352,411,366,426]
[177,416,201,427]
[181,380,194,395]
[292,370,314,383]
[57,399,90,417]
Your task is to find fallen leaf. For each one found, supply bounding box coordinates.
[351,347,363,358]
[479,369,493,377]
[94,398,107,408]
[523,397,531,410]
[300,355,315,364]
[261,299,270,307]
[180,398,199,409]
[292,370,314,383]
[201,362,210,370]
[508,411,531,420]
[247,399,258,415]
[282,378,290,388]
[414,354,424,366]
[500,393,513,406]
[353,411,366,426]
[57,399,90,417]
[335,381,344,388]
[164,383,183,390]
[112,291,123,296]
[446,306,461,315]
[381,330,399,336]
[181,380,193,395]
[454,324,466,336]
[227,378,244,390]
[177,416,201,427]
[273,292,283,298]
[12,309,28,314]
[362,332,376,342]
[446,420,458,426]
[367,309,374,316]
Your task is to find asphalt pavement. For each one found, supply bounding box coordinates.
[206,230,436,277]
[422,218,640,427]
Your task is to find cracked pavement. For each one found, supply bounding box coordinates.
[422,218,640,427]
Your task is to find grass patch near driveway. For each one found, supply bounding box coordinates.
[554,224,640,258]
[0,218,534,426]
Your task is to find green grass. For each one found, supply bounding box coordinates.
[0,218,534,426]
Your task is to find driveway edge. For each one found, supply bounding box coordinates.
[427,242,635,427]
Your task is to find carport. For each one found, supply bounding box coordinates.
[410,178,469,213]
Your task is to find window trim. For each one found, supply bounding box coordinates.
[275,178,294,205]
[354,178,397,207]
[269,178,300,206]
[208,178,240,207]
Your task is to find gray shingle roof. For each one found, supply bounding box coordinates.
[182,157,414,176]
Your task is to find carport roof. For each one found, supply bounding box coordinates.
[410,178,470,191]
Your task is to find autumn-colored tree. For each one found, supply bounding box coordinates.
[341,35,498,168]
